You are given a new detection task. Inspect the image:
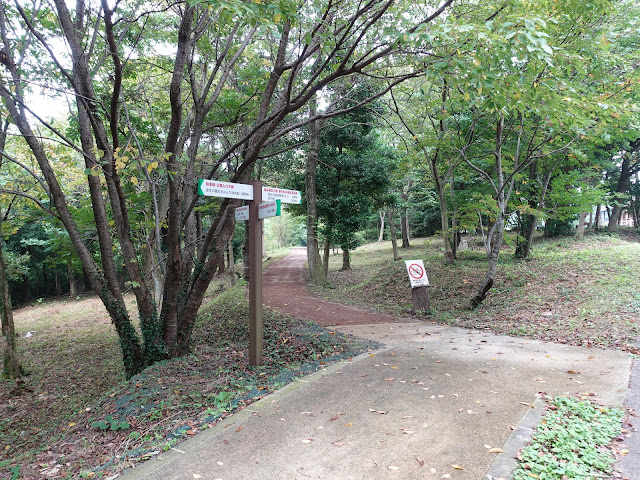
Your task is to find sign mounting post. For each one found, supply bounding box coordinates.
[405,259,430,313]
[248,180,263,366]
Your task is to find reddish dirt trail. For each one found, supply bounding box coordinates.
[263,247,402,326]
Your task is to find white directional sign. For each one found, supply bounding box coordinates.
[258,199,282,219]
[262,186,301,204]
[405,259,429,288]
[235,205,249,221]
[198,179,254,200]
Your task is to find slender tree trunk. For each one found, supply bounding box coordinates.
[67,260,77,296]
[387,207,400,261]
[1,232,21,380]
[470,114,506,309]
[54,271,62,296]
[341,248,351,270]
[378,210,385,242]
[594,204,602,230]
[228,236,235,285]
[576,212,588,238]
[608,157,631,232]
[322,235,330,278]
[306,98,326,284]
[400,181,411,248]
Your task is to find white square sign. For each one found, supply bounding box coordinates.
[405,259,429,288]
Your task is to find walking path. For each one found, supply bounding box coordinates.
[121,249,634,480]
[262,248,402,326]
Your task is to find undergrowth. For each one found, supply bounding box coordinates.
[512,397,623,480]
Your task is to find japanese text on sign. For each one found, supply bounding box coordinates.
[197,179,254,200]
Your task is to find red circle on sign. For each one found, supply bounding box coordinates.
[408,264,424,279]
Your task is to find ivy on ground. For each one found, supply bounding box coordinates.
[512,396,624,480]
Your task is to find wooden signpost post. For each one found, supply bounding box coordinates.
[405,259,430,313]
[198,179,298,366]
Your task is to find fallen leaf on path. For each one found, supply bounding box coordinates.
[388,466,399,471]
[236,426,243,432]
[567,370,580,375]
[301,439,313,444]
[369,408,388,414]
[415,457,424,466]
[451,464,464,470]
[489,448,505,453]
[384,377,395,381]
[345,422,353,427]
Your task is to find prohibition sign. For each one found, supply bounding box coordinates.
[408,263,424,280]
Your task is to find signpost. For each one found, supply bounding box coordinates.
[198,178,300,367]
[405,259,430,313]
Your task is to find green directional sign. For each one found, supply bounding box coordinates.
[197,179,254,200]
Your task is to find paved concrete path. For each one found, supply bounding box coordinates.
[120,252,632,480]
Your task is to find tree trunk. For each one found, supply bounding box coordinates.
[576,212,588,238]
[67,260,77,296]
[322,235,330,278]
[377,210,385,242]
[608,155,633,232]
[400,179,412,249]
[341,248,351,270]
[387,207,400,261]
[470,213,504,309]
[400,201,410,248]
[228,236,235,285]
[594,204,602,230]
[306,98,326,284]
[1,227,21,380]
[54,270,63,296]
[401,212,410,248]
[470,114,506,309]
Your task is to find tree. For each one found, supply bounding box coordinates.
[0,0,454,377]
[0,116,20,380]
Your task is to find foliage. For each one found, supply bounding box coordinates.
[512,396,623,480]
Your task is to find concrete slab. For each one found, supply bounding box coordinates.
[119,322,631,480]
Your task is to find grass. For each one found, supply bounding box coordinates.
[0,277,375,479]
[315,229,640,353]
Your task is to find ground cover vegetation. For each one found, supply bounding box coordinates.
[316,231,640,353]
[512,396,624,480]
[0,277,374,479]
